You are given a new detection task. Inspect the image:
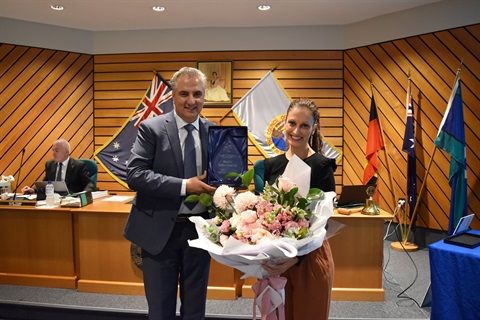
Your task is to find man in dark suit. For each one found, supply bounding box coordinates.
[124,67,216,320]
[22,139,94,195]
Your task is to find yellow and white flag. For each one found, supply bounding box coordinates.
[231,71,342,161]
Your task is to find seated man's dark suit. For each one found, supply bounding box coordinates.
[43,158,94,193]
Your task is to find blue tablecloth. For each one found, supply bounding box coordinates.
[429,230,480,320]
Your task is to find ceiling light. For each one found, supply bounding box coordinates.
[152,6,166,12]
[50,5,64,11]
[258,5,271,11]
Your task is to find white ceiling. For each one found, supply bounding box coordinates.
[0,0,442,32]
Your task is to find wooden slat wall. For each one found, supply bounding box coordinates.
[0,44,94,191]
[343,24,480,232]
[1,23,478,233]
[93,51,344,193]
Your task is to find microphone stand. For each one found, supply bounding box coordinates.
[12,148,26,203]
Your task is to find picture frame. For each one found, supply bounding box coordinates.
[197,61,233,105]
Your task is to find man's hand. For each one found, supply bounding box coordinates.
[186,171,216,195]
[262,257,299,276]
[21,186,35,194]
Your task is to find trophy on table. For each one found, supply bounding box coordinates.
[361,185,380,215]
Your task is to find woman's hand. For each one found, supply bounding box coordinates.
[263,257,298,276]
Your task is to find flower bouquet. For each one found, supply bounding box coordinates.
[187,155,336,320]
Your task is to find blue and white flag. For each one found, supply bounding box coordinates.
[434,76,467,235]
[231,71,342,161]
[94,73,173,187]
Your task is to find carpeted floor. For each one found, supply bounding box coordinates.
[0,230,435,320]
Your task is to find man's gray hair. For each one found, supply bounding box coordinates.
[170,67,207,92]
[55,139,70,152]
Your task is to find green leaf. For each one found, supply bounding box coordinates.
[307,188,323,200]
[287,187,298,198]
[199,193,213,206]
[297,197,308,209]
[225,172,242,178]
[186,193,213,207]
[242,169,254,188]
[185,194,200,202]
[297,227,308,239]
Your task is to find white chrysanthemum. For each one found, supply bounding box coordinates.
[213,185,235,209]
[234,192,258,213]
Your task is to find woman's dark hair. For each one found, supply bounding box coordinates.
[286,98,323,153]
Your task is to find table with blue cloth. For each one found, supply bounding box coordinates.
[429,230,480,320]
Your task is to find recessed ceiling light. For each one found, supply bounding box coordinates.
[152,6,166,12]
[258,5,271,11]
[50,5,64,11]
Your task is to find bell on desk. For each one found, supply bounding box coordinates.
[361,185,380,215]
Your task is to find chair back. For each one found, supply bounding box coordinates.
[253,159,265,193]
[79,158,98,190]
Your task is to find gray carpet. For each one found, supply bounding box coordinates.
[0,233,433,319]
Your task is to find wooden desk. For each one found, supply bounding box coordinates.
[72,196,143,295]
[241,208,392,301]
[72,196,242,299]
[0,205,76,288]
[1,200,390,301]
[0,196,242,300]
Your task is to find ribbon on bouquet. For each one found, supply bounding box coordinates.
[252,276,287,320]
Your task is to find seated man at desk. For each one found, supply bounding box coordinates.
[22,139,94,195]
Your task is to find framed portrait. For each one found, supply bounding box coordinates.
[197,61,233,105]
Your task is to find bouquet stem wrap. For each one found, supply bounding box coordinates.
[252,276,287,320]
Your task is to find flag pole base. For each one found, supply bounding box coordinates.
[390,241,418,252]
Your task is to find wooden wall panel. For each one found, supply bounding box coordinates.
[1,23,478,234]
[343,24,480,233]
[0,44,94,191]
[93,50,344,193]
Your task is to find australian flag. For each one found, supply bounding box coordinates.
[94,73,173,187]
[402,81,417,229]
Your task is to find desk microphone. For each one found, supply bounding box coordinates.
[12,148,26,202]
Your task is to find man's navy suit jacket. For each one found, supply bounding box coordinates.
[124,112,215,255]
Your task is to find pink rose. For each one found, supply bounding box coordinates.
[241,210,258,224]
[277,177,297,193]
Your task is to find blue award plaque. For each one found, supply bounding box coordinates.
[207,126,248,188]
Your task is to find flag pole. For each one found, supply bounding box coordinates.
[404,67,462,240]
[397,77,411,245]
[371,84,398,213]
[390,76,419,251]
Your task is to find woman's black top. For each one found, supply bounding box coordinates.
[263,153,336,192]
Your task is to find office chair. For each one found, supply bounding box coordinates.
[253,159,265,193]
[79,158,98,191]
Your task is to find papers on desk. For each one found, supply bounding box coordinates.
[102,195,133,202]
[36,200,58,209]
[92,190,109,199]
[4,193,35,200]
